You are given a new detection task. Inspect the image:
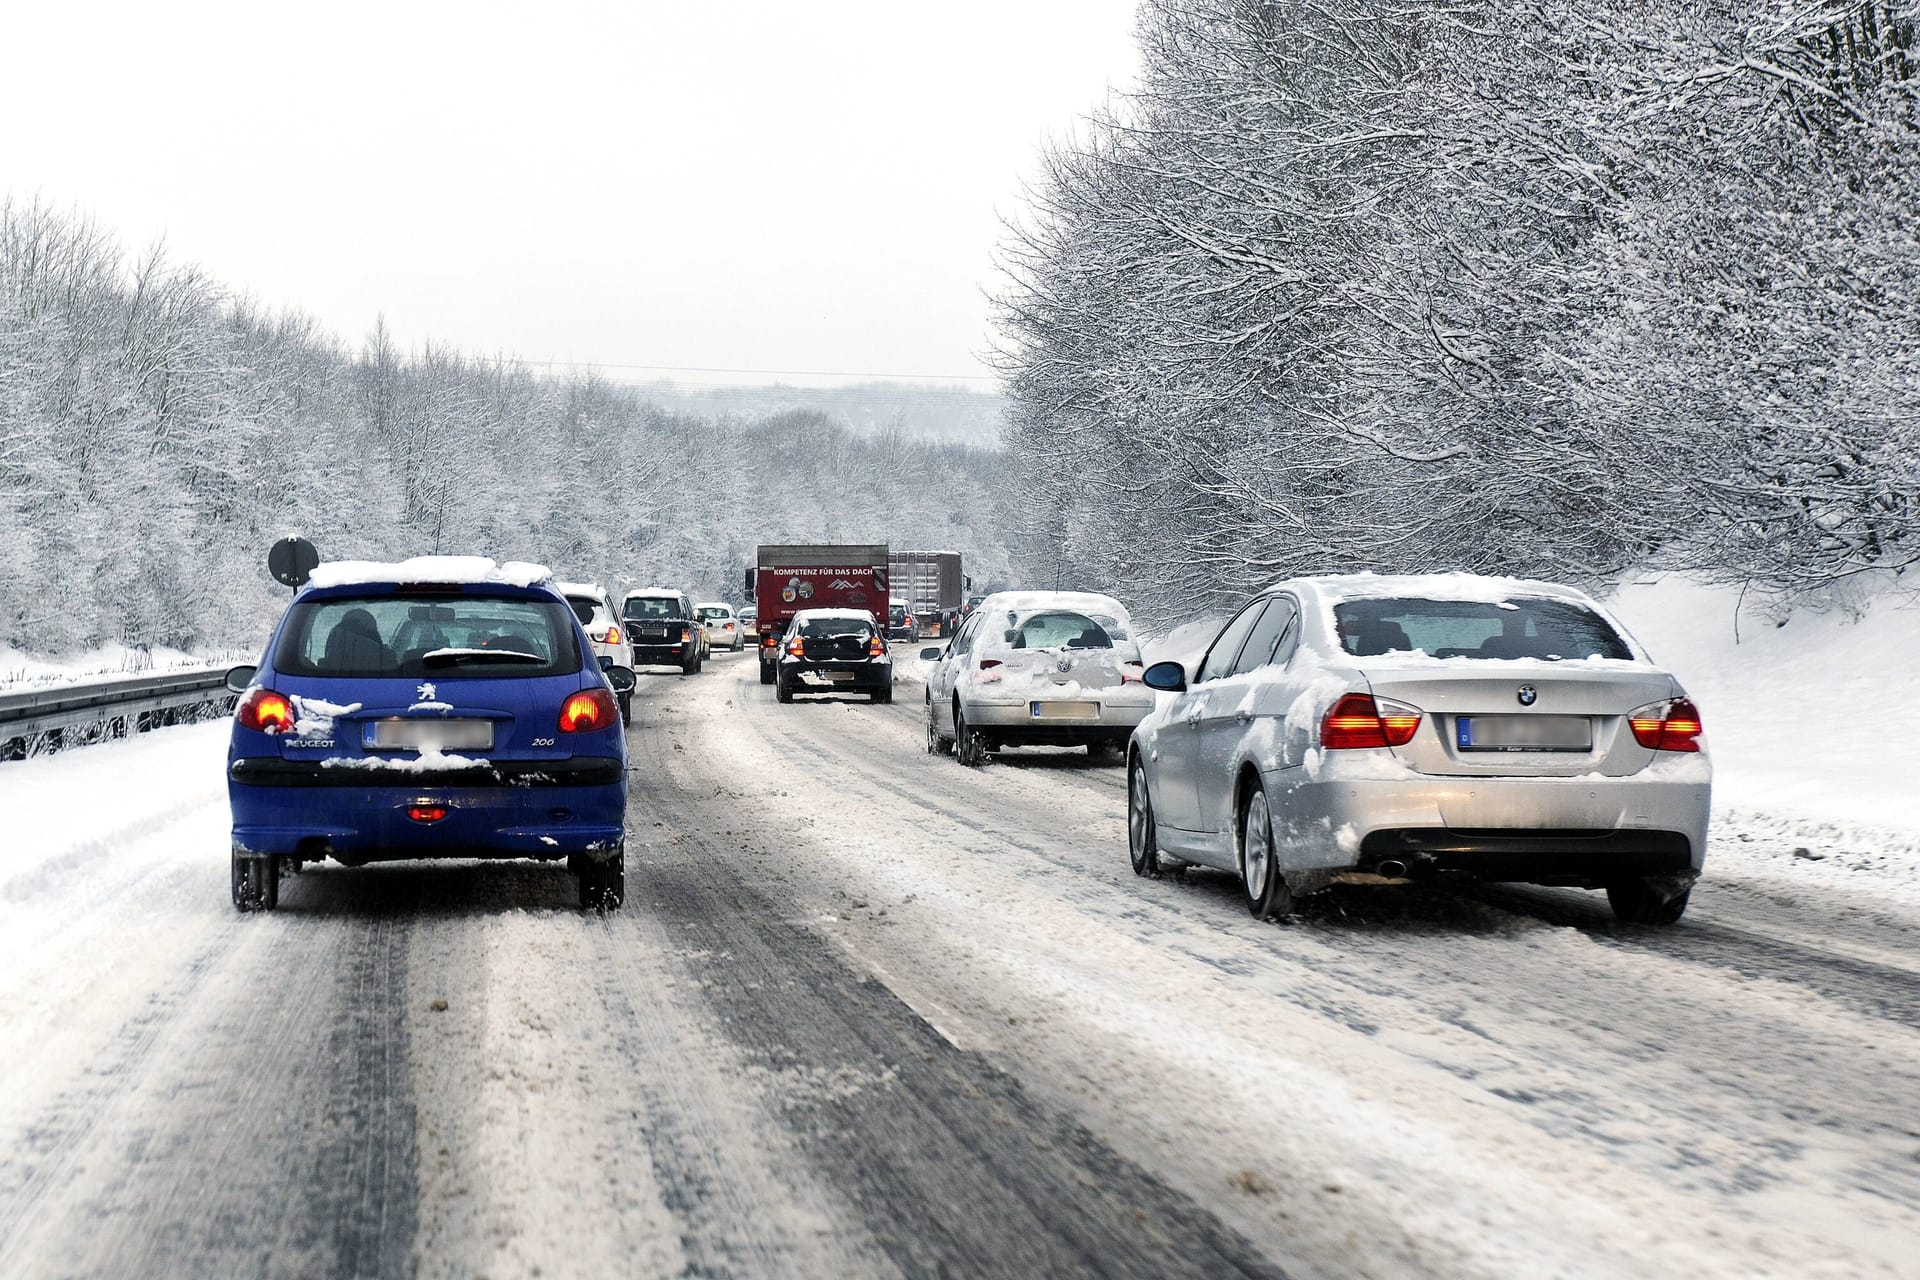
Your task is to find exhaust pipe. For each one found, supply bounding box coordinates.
[1375,859,1408,879]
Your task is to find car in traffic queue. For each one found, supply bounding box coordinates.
[558,581,631,718]
[696,601,744,652]
[776,608,893,703]
[621,588,706,673]
[224,556,635,913]
[886,596,916,641]
[1126,573,1712,925]
[923,590,1151,764]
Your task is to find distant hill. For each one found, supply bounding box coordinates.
[624,380,1006,447]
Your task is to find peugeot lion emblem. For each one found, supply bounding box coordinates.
[1516,684,1538,707]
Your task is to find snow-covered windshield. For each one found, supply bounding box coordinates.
[1333,597,1632,662]
[276,596,581,678]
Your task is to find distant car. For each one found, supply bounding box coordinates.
[923,590,1150,765]
[621,588,704,673]
[777,608,894,704]
[558,581,631,718]
[224,556,634,912]
[886,597,916,641]
[1127,574,1712,924]
[696,601,744,652]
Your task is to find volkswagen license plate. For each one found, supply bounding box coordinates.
[1031,701,1098,719]
[1455,715,1590,752]
[365,719,494,751]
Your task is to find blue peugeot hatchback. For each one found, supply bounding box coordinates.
[224,556,636,912]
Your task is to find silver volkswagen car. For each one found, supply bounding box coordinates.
[1128,574,1710,924]
[924,590,1153,765]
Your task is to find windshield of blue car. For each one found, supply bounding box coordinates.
[275,595,583,678]
[1333,597,1633,661]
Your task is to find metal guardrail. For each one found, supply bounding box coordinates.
[0,669,235,760]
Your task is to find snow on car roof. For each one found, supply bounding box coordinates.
[1280,572,1595,607]
[306,556,552,590]
[976,590,1134,619]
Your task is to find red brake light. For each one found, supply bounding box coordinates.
[605,623,621,645]
[407,805,448,823]
[1630,697,1702,753]
[237,688,295,734]
[1321,693,1421,750]
[560,688,616,733]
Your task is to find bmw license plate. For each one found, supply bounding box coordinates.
[365,719,494,751]
[1031,701,1098,719]
[1455,715,1590,752]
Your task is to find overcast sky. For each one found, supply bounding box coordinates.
[0,1,1138,389]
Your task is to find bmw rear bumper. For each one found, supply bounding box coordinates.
[1264,755,1711,882]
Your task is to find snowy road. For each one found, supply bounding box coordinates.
[3,650,1919,1278]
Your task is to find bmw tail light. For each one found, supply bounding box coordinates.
[236,688,295,734]
[1321,693,1421,749]
[560,688,616,733]
[1629,697,1703,752]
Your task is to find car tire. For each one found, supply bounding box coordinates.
[231,848,279,912]
[1239,789,1293,920]
[578,847,625,912]
[1127,759,1162,879]
[776,679,794,704]
[1606,875,1693,925]
[954,706,986,767]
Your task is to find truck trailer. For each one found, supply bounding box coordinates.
[747,544,890,685]
[888,550,967,638]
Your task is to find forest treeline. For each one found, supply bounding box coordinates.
[0,201,1010,655]
[995,0,1920,620]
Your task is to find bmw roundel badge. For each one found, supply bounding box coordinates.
[1517,685,1538,706]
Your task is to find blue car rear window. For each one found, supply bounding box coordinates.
[274,595,582,678]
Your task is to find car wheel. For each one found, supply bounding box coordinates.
[1606,875,1693,925]
[954,706,986,767]
[1239,789,1293,920]
[231,848,279,912]
[759,662,774,686]
[776,679,794,704]
[1127,759,1162,879]
[578,847,625,912]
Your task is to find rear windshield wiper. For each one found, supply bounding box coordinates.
[422,647,546,667]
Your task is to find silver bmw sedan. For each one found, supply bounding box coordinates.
[1128,574,1711,924]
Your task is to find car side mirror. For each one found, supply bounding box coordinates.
[605,666,637,693]
[224,664,258,694]
[570,600,595,625]
[1142,660,1187,692]
[919,647,941,661]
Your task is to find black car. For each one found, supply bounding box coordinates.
[621,589,704,673]
[776,609,892,704]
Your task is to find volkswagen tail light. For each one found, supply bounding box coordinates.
[236,688,295,734]
[560,688,616,733]
[1321,693,1422,749]
[1629,697,1703,752]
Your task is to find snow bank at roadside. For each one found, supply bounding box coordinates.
[0,643,245,691]
[1606,577,1920,832]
